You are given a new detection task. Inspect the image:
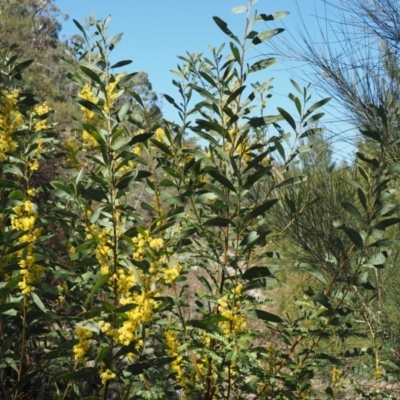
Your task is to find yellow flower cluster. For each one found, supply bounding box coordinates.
[103,74,124,115]
[119,289,157,342]
[331,366,343,389]
[73,326,92,363]
[231,283,243,295]
[217,296,247,335]
[165,330,186,387]
[148,256,166,275]
[27,188,36,197]
[99,368,116,386]
[99,287,157,347]
[63,135,82,168]
[85,224,112,275]
[164,263,182,284]
[115,268,136,297]
[132,232,148,261]
[223,127,252,164]
[155,127,166,142]
[132,231,164,261]
[79,84,99,148]
[26,138,45,172]
[374,358,383,381]
[0,89,22,161]
[56,281,68,305]
[11,200,43,294]
[149,237,164,250]
[98,264,158,348]
[113,142,143,176]
[132,144,142,157]
[33,102,51,132]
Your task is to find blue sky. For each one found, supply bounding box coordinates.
[56,0,353,162]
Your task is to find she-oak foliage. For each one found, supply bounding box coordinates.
[0,1,399,399]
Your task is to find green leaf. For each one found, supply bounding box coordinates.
[225,85,246,107]
[304,98,331,117]
[80,66,104,90]
[73,19,88,42]
[276,176,306,188]
[364,252,389,267]
[387,161,400,175]
[150,138,174,156]
[380,359,400,371]
[290,79,302,95]
[229,42,241,63]
[353,271,375,290]
[243,166,271,189]
[232,5,247,13]
[199,71,216,86]
[203,166,236,192]
[277,107,296,130]
[111,59,132,69]
[127,363,151,376]
[163,94,183,112]
[245,199,279,221]
[4,165,24,177]
[30,292,47,313]
[358,189,368,211]
[240,231,260,249]
[248,58,277,73]
[130,132,153,146]
[369,239,400,248]
[242,266,272,280]
[192,128,219,145]
[0,302,22,314]
[188,319,223,334]
[294,263,327,284]
[359,124,382,144]
[252,28,284,45]
[85,274,110,305]
[114,304,136,313]
[213,16,240,43]
[52,182,75,196]
[117,98,132,121]
[95,347,110,365]
[82,123,106,146]
[372,204,400,219]
[299,127,323,139]
[303,112,325,126]
[195,192,217,204]
[378,189,396,203]
[8,190,25,200]
[257,11,290,21]
[53,367,97,382]
[191,85,218,102]
[202,314,230,324]
[325,387,334,396]
[246,309,283,323]
[76,98,105,119]
[110,32,123,48]
[204,217,233,227]
[79,186,107,202]
[343,179,366,193]
[341,202,364,223]
[207,183,233,207]
[374,218,400,230]
[0,179,21,190]
[245,114,283,128]
[312,292,331,309]
[13,60,33,79]
[342,227,364,249]
[356,152,379,169]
